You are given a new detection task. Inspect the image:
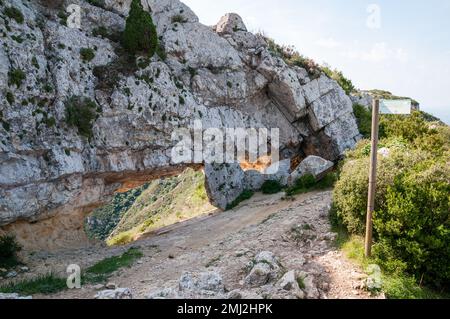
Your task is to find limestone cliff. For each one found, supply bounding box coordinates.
[0,0,360,249]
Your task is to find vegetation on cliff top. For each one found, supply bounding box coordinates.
[263,35,355,94]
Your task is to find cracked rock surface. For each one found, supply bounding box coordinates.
[0,0,359,249]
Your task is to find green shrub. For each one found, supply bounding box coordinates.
[285,173,336,196]
[373,162,450,287]
[122,0,158,57]
[333,147,429,234]
[92,26,121,42]
[64,96,99,139]
[80,48,95,62]
[334,110,449,289]
[226,190,254,210]
[86,0,103,7]
[92,26,108,38]
[261,180,283,194]
[3,6,24,24]
[353,104,372,138]
[0,235,22,268]
[382,274,449,299]
[0,273,67,295]
[6,91,14,104]
[8,68,26,87]
[380,111,430,143]
[85,247,143,278]
[171,14,187,24]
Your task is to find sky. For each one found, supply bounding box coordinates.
[183,0,450,124]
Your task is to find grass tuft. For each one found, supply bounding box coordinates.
[286,172,336,196]
[0,248,143,295]
[0,273,66,295]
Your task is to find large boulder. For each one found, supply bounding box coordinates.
[179,271,225,294]
[244,251,281,287]
[147,271,225,299]
[94,288,133,299]
[290,156,334,184]
[204,163,245,210]
[264,159,291,186]
[215,13,247,35]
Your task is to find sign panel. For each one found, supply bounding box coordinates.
[379,99,411,115]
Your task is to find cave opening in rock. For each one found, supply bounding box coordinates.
[84,168,216,246]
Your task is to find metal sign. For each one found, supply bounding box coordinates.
[379,99,412,115]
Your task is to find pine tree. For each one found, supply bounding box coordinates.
[122,0,158,57]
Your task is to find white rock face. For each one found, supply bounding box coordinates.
[0,0,360,248]
[204,163,245,210]
[95,288,133,299]
[147,271,225,299]
[0,293,32,299]
[244,251,281,287]
[264,159,291,186]
[215,13,247,35]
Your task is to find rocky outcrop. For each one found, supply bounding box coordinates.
[0,0,360,249]
[350,92,373,109]
[147,271,226,299]
[244,251,282,287]
[289,155,334,184]
[0,293,32,299]
[95,287,133,299]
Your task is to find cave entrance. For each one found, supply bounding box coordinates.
[84,168,216,246]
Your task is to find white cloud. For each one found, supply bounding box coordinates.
[343,42,409,63]
[316,38,341,49]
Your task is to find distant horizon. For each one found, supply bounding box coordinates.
[183,0,450,125]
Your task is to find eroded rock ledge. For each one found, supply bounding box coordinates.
[0,0,360,249]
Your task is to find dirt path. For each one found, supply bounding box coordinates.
[18,190,379,299]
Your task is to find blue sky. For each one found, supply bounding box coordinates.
[183,0,450,124]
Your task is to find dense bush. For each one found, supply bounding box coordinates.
[0,235,22,268]
[373,162,450,287]
[261,180,283,194]
[64,96,100,139]
[286,172,336,197]
[3,6,24,24]
[334,145,427,234]
[226,190,254,210]
[122,0,158,57]
[333,111,450,288]
[80,48,95,62]
[8,68,26,87]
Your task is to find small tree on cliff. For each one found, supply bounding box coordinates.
[122,0,158,57]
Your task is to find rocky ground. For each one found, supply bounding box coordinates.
[2,190,382,299]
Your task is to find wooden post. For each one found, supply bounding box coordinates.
[365,99,380,258]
